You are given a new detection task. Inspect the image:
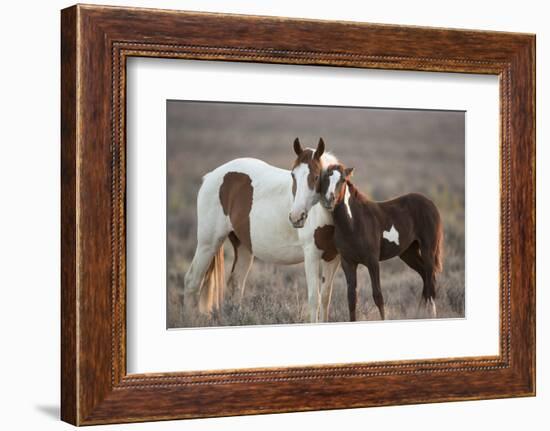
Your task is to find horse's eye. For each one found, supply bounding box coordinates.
[291,172,295,178]
[315,175,319,181]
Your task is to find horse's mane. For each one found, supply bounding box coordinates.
[320,151,339,169]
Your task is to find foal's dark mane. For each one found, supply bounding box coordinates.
[344,175,411,207]
[346,180,366,201]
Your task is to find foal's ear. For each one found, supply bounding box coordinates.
[293,138,303,155]
[344,167,354,178]
[314,138,325,160]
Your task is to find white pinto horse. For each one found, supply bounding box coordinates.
[182,138,340,323]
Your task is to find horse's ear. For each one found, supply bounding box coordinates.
[344,167,354,178]
[314,138,325,160]
[293,138,303,155]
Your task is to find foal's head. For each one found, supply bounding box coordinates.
[320,164,354,211]
[289,138,326,228]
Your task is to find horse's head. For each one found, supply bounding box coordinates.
[289,137,325,228]
[320,163,354,211]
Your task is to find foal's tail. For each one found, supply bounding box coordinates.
[433,216,444,274]
[199,245,225,313]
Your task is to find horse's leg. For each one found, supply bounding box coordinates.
[319,256,340,322]
[183,238,224,310]
[341,259,358,322]
[420,266,437,318]
[227,232,252,299]
[182,179,234,314]
[399,242,425,282]
[227,241,254,304]
[366,258,385,320]
[419,243,438,318]
[183,217,229,313]
[226,232,240,298]
[400,243,434,318]
[304,249,322,323]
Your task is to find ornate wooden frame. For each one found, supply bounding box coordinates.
[61,4,535,425]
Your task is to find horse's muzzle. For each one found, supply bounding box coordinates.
[289,212,307,228]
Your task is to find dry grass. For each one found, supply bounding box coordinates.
[166,101,465,328]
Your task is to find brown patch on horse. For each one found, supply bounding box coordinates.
[292,138,324,192]
[219,172,253,252]
[314,225,338,261]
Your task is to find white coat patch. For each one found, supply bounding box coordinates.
[325,170,341,202]
[290,163,312,220]
[383,225,400,245]
[344,186,352,219]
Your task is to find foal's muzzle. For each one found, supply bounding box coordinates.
[321,194,336,210]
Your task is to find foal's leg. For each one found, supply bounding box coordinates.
[319,256,340,322]
[418,242,438,318]
[417,265,437,318]
[400,243,434,318]
[399,242,425,283]
[304,249,322,323]
[341,259,358,322]
[366,259,385,320]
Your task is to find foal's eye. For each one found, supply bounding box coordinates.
[314,175,319,181]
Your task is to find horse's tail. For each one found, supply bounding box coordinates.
[433,216,444,274]
[198,245,225,313]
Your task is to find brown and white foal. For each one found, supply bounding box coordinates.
[320,164,444,321]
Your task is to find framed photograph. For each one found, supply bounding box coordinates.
[61,4,535,425]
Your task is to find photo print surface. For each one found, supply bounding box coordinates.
[167,101,465,329]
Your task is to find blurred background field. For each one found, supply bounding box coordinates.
[167,101,465,328]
